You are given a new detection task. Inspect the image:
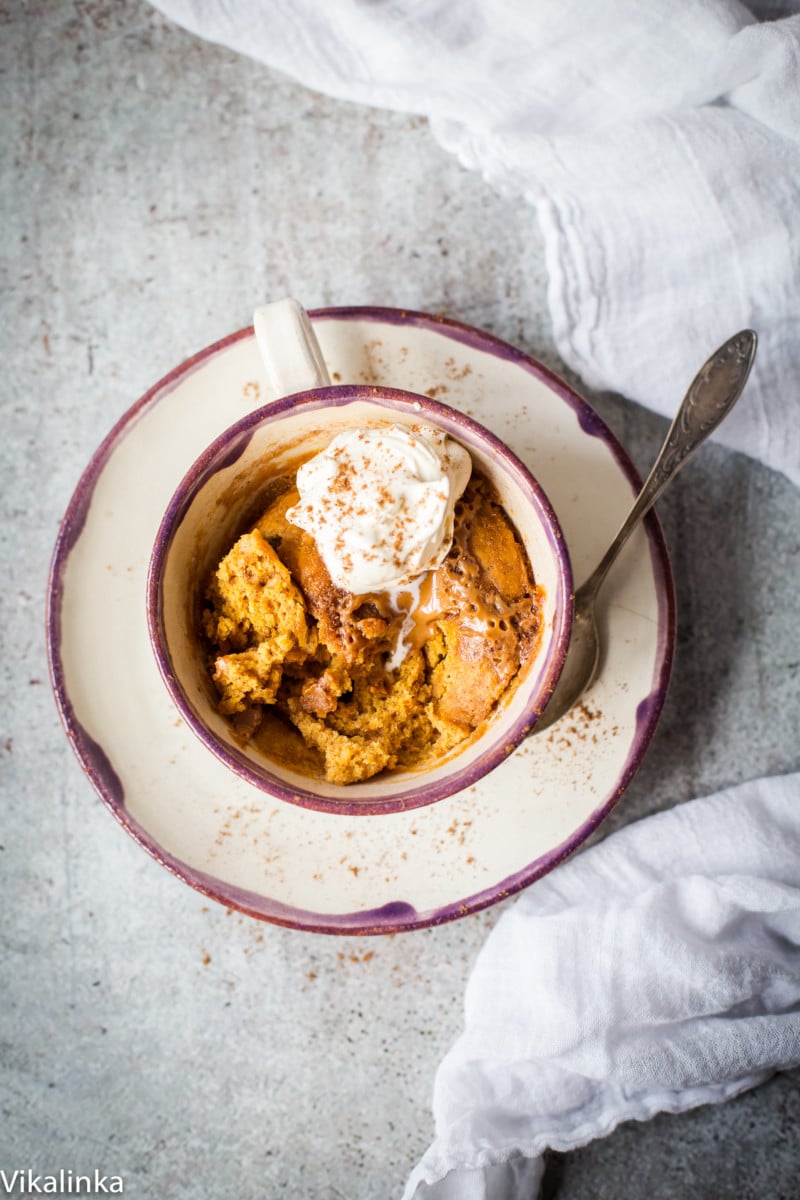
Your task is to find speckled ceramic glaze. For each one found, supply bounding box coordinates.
[48,307,675,934]
[148,384,573,815]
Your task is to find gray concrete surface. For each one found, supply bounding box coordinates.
[2,3,799,1198]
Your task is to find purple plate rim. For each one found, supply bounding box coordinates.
[147,383,574,816]
[46,305,676,936]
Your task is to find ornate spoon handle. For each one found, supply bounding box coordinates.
[581,329,758,602]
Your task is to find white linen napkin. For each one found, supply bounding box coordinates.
[151,0,800,484]
[403,773,800,1199]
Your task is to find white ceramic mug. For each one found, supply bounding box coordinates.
[147,299,573,814]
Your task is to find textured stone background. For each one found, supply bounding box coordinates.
[2,3,798,1197]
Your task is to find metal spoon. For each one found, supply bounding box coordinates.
[535,329,758,733]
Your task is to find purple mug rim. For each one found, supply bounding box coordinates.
[146,383,574,815]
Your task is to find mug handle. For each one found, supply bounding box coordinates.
[253,298,332,396]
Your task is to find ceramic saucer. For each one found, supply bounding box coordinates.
[48,307,675,934]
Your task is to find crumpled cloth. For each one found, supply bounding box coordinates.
[152,0,800,484]
[403,773,800,1198]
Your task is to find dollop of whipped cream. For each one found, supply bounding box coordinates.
[286,425,472,593]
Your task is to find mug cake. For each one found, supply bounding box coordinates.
[202,424,544,784]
